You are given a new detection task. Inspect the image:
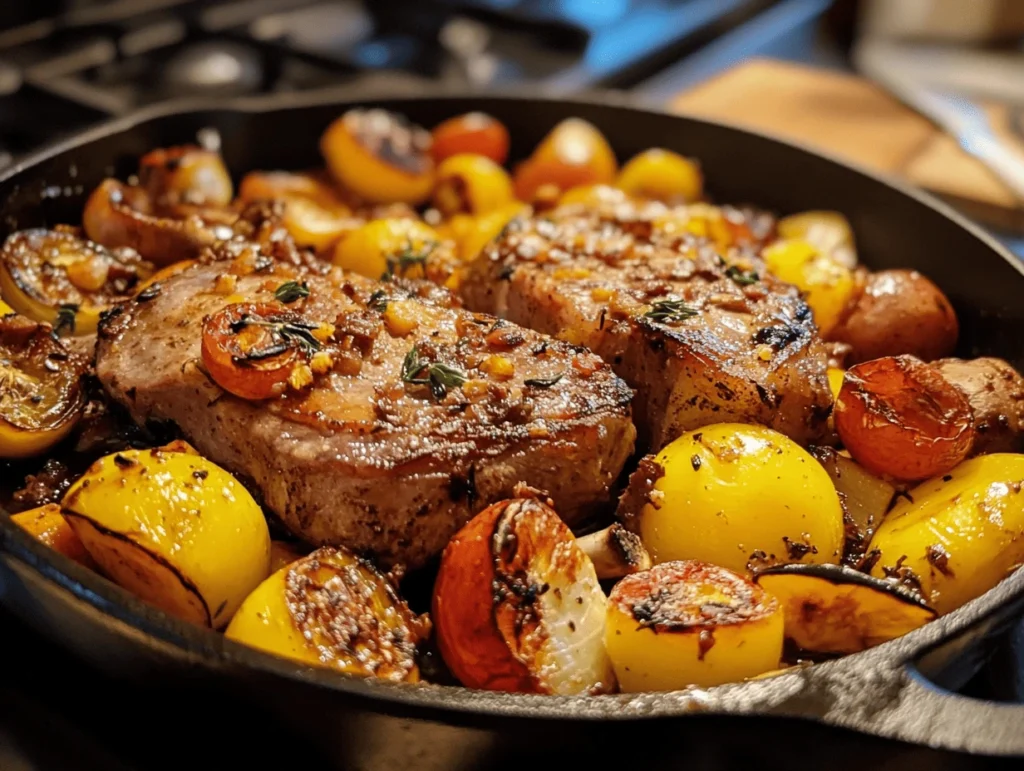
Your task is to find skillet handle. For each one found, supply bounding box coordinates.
[865,663,1024,756]
[806,601,1024,756]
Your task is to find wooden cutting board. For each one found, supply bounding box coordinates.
[670,57,1024,232]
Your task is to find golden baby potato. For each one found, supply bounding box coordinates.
[226,546,429,683]
[622,423,844,573]
[62,447,271,628]
[606,560,783,692]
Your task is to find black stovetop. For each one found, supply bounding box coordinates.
[0,0,779,168]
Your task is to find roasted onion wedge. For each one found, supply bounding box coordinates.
[0,314,86,458]
[10,503,96,569]
[83,179,226,266]
[754,563,935,654]
[0,228,152,334]
[226,546,429,683]
[606,561,783,692]
[835,355,974,481]
[62,447,271,628]
[432,491,615,694]
[809,446,895,564]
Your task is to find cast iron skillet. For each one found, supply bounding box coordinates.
[1,91,1024,767]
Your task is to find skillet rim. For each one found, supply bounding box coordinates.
[1,88,1023,727]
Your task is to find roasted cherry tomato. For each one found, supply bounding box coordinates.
[0,228,153,335]
[513,118,617,202]
[432,154,514,217]
[835,355,975,481]
[321,109,434,205]
[615,148,703,203]
[0,314,86,458]
[201,303,332,401]
[138,145,233,210]
[431,112,510,165]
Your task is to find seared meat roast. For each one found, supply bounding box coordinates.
[462,200,833,450]
[95,254,635,568]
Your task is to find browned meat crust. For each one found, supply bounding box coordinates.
[461,200,832,450]
[94,258,635,568]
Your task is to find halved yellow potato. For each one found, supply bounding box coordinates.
[226,546,429,683]
[621,423,844,573]
[776,210,856,268]
[0,314,86,459]
[10,504,96,569]
[763,238,856,336]
[755,563,935,654]
[62,447,271,628]
[867,453,1024,614]
[606,560,783,691]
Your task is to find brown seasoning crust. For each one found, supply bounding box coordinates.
[284,546,429,682]
[94,255,635,568]
[461,198,832,450]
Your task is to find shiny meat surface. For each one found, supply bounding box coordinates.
[95,258,635,568]
[462,200,832,449]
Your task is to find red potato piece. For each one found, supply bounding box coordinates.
[835,355,974,481]
[828,269,958,364]
[932,356,1024,456]
[432,490,615,694]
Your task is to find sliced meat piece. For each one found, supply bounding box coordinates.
[95,258,635,568]
[462,199,832,450]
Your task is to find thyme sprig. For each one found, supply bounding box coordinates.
[274,280,310,304]
[401,344,467,400]
[643,299,699,324]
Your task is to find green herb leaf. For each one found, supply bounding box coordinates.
[725,265,759,286]
[524,372,564,388]
[385,240,438,279]
[643,299,699,324]
[368,289,389,312]
[232,314,322,358]
[401,344,467,400]
[274,280,310,304]
[53,304,79,337]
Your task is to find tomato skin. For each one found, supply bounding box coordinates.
[431,113,510,166]
[835,355,975,481]
[201,303,303,401]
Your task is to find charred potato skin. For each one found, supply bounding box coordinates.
[226,546,428,682]
[754,563,935,654]
[433,494,614,694]
[0,314,87,458]
[933,357,1024,456]
[867,453,1024,615]
[829,269,958,364]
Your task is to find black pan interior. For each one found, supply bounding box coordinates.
[1,94,1023,732]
